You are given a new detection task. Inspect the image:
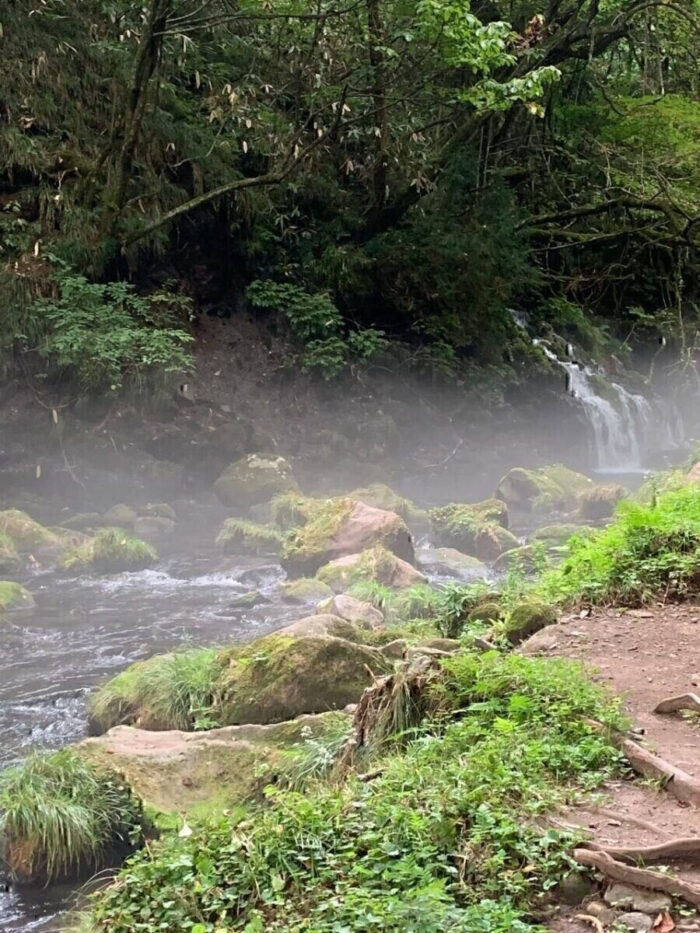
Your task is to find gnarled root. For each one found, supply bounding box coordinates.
[654,693,700,715]
[619,736,700,807]
[588,837,700,863]
[574,848,700,907]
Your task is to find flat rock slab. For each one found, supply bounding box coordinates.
[604,883,671,914]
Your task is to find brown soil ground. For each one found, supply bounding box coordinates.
[520,603,700,932]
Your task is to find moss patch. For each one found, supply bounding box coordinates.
[281,497,355,569]
[281,577,334,603]
[317,546,426,592]
[501,600,557,645]
[429,503,518,560]
[496,465,592,513]
[216,518,283,556]
[0,580,32,611]
[59,527,157,573]
[0,509,61,551]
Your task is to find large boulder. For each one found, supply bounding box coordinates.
[78,713,344,816]
[282,499,414,577]
[317,546,426,592]
[429,503,518,561]
[348,483,429,530]
[503,599,557,645]
[576,483,628,520]
[215,634,388,725]
[0,509,61,553]
[213,454,297,507]
[58,527,157,573]
[416,546,488,581]
[496,465,592,513]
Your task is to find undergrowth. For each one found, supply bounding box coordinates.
[540,486,700,606]
[77,652,623,932]
[0,749,143,883]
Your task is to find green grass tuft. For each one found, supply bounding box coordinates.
[215,519,283,555]
[0,749,143,883]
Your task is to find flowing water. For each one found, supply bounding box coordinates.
[0,504,307,931]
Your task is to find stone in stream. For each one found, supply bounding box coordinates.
[576,482,629,520]
[428,501,518,561]
[282,498,414,577]
[416,546,488,581]
[316,546,426,593]
[495,464,592,513]
[316,593,384,628]
[213,453,298,507]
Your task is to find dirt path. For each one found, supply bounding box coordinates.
[520,603,700,933]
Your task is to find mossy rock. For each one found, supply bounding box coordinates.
[429,504,518,561]
[102,504,138,529]
[0,581,33,611]
[140,503,177,521]
[275,614,364,641]
[316,594,384,629]
[59,512,102,532]
[282,498,414,577]
[317,546,426,593]
[59,527,157,573]
[416,546,488,581]
[215,634,388,725]
[0,531,20,574]
[216,518,283,556]
[576,483,629,520]
[213,454,298,507]
[467,600,503,625]
[0,510,61,552]
[78,712,347,817]
[348,483,429,530]
[133,516,176,540]
[531,523,596,548]
[281,577,334,604]
[502,600,557,646]
[270,492,321,530]
[496,465,592,513]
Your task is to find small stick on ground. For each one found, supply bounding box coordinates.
[655,694,700,715]
[575,915,604,933]
[574,848,700,906]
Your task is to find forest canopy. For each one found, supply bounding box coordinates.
[0,0,698,386]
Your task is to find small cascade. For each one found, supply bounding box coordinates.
[510,309,682,471]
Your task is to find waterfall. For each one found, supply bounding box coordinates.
[509,309,682,471]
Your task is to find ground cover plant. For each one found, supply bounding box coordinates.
[75,651,623,932]
[540,486,700,606]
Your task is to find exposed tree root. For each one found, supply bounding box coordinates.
[618,736,700,806]
[588,837,700,862]
[573,848,700,906]
[654,693,700,715]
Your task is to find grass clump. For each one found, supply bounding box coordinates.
[270,492,320,530]
[540,486,700,606]
[0,580,31,611]
[0,749,144,883]
[281,497,355,570]
[215,518,283,556]
[60,527,157,573]
[88,648,221,733]
[79,651,623,933]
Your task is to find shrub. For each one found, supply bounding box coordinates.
[540,486,700,606]
[0,749,143,883]
[79,652,623,933]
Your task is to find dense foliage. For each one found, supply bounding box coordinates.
[0,0,697,385]
[76,652,622,932]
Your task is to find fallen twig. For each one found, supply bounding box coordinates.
[575,915,604,933]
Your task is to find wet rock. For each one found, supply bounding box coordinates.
[317,593,384,629]
[0,581,34,611]
[213,454,298,507]
[604,883,672,914]
[0,509,61,552]
[616,912,653,932]
[317,546,426,593]
[282,499,414,577]
[59,527,157,573]
[416,546,488,581]
[102,504,137,529]
[428,502,517,561]
[348,483,429,531]
[496,464,592,513]
[134,516,177,540]
[281,577,334,604]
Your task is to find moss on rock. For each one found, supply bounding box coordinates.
[317,546,426,592]
[502,600,557,645]
[496,465,592,513]
[274,614,364,641]
[102,504,138,529]
[429,503,518,561]
[270,492,321,530]
[59,527,157,573]
[281,577,334,603]
[215,634,388,725]
[213,454,298,507]
[216,518,283,556]
[0,581,33,611]
[0,531,20,574]
[0,509,61,551]
[576,483,629,520]
[416,546,488,581]
[348,483,429,530]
